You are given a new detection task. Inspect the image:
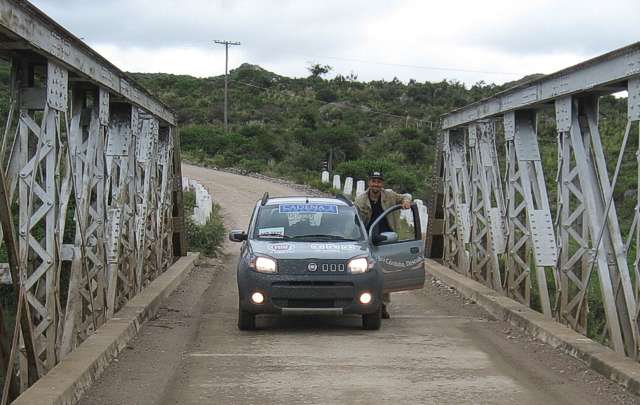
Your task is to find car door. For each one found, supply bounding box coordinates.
[369,204,425,293]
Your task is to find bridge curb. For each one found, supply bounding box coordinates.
[12,253,201,405]
[425,259,640,396]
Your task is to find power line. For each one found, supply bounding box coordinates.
[213,40,241,133]
[306,55,526,76]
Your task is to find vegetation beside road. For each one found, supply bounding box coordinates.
[183,190,226,257]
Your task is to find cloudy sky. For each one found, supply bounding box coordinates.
[32,0,640,86]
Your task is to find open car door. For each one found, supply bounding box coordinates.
[369,204,425,293]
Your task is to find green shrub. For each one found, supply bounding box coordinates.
[183,190,226,257]
[185,204,226,257]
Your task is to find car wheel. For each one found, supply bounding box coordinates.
[238,306,256,331]
[362,306,382,330]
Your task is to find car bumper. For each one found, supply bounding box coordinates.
[238,269,383,316]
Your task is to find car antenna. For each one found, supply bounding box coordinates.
[261,192,269,206]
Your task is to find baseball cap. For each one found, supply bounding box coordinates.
[369,171,384,180]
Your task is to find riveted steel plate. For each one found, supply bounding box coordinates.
[457,203,471,243]
[468,125,477,147]
[555,96,572,132]
[106,208,122,263]
[106,121,131,156]
[528,209,557,266]
[47,61,68,111]
[450,143,466,169]
[479,139,494,167]
[136,118,158,163]
[629,78,640,121]
[443,130,450,151]
[514,124,541,161]
[488,207,506,254]
[49,32,71,60]
[503,112,515,141]
[99,88,109,125]
[549,75,570,97]
[159,138,170,165]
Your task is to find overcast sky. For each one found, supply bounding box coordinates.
[31,0,640,86]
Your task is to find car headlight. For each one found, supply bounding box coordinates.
[253,256,277,273]
[348,257,373,274]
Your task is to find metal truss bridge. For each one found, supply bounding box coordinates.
[427,42,640,358]
[0,0,639,402]
[0,0,186,401]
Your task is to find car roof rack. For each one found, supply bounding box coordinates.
[334,193,354,206]
[261,192,269,206]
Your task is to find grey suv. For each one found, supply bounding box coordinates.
[229,194,425,330]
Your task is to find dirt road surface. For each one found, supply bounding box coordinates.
[78,164,639,405]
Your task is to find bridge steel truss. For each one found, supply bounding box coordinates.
[0,1,187,400]
[427,41,640,359]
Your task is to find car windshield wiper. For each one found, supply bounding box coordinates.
[289,234,359,241]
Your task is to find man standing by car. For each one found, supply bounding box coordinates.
[355,171,411,319]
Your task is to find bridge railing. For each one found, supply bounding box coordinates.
[0,0,187,400]
[426,41,640,360]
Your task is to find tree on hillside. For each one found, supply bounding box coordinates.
[307,63,333,79]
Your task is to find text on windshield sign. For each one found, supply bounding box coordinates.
[278,204,338,214]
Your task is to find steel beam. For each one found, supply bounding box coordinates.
[442,42,640,129]
[0,0,175,125]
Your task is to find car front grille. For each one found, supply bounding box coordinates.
[277,259,348,275]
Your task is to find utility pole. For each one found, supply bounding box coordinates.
[214,40,241,133]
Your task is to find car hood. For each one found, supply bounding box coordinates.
[249,239,369,260]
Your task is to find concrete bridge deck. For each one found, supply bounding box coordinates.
[75,165,638,405]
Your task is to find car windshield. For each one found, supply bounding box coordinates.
[254,202,364,241]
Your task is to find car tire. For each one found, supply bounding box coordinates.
[362,306,382,330]
[238,306,256,331]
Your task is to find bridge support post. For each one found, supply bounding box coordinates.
[442,129,471,275]
[426,132,445,259]
[157,126,175,272]
[503,111,556,317]
[171,128,187,257]
[59,85,109,357]
[105,105,138,316]
[134,113,159,290]
[468,121,506,292]
[556,95,637,356]
[629,78,640,357]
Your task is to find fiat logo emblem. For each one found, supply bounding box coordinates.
[308,263,318,272]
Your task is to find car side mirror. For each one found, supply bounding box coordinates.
[372,231,398,245]
[229,230,248,242]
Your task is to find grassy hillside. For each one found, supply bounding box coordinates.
[131,65,628,206]
[131,65,526,201]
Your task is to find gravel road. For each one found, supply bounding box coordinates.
[77,164,640,405]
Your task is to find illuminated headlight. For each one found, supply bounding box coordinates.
[359,292,372,304]
[348,257,372,274]
[251,291,265,304]
[253,256,277,273]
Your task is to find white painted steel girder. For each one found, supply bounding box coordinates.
[442,42,640,129]
[504,111,555,318]
[0,0,175,125]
